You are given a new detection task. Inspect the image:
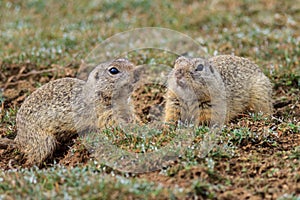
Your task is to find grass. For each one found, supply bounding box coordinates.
[0,0,300,199]
[0,163,182,199]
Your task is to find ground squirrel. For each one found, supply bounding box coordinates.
[3,58,139,166]
[165,55,273,126]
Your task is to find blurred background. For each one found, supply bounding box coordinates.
[0,0,299,67]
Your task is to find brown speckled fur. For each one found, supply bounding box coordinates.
[165,55,273,126]
[15,58,137,166]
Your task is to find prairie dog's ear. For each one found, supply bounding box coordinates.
[204,64,215,75]
[208,64,214,74]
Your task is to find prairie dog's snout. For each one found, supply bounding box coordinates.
[173,56,192,87]
[174,67,186,87]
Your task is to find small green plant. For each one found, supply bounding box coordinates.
[289,146,300,160]
[227,128,252,146]
[191,180,216,199]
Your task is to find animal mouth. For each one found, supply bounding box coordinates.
[176,77,187,88]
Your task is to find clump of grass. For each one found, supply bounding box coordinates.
[0,163,183,199]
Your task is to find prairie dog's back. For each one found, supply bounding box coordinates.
[208,55,272,120]
[208,55,263,89]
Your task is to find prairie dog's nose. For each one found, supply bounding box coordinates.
[175,68,184,79]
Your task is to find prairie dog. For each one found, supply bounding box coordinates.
[14,58,139,166]
[165,55,273,126]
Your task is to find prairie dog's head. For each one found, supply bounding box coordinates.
[169,56,216,100]
[86,58,139,103]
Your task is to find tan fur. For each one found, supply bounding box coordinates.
[165,55,273,126]
[15,58,138,166]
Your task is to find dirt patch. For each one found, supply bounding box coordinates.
[132,83,166,124]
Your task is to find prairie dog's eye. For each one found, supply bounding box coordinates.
[196,64,204,71]
[108,67,120,75]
